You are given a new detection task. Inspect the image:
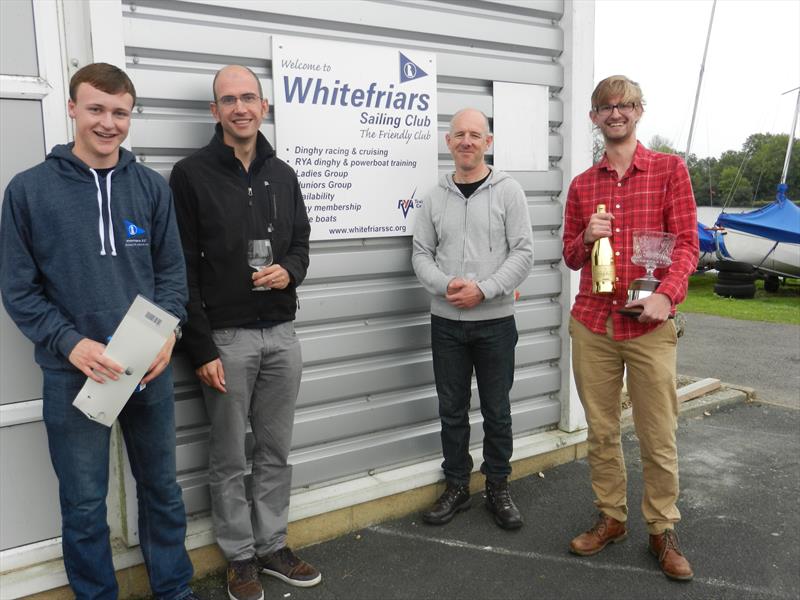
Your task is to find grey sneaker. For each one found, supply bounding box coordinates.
[257,546,322,587]
[227,558,264,600]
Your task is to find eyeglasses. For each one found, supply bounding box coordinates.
[215,93,262,107]
[593,102,638,117]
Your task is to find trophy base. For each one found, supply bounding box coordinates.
[621,276,671,319]
[617,306,643,318]
[626,277,659,302]
[617,307,675,319]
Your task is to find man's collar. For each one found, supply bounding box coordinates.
[596,141,650,174]
[211,123,273,166]
[631,141,650,172]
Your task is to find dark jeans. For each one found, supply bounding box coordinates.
[42,367,194,600]
[430,315,518,486]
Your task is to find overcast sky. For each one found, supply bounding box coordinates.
[594,0,800,158]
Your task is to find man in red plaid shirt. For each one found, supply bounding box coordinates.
[563,75,698,581]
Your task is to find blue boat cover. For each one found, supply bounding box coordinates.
[697,222,716,253]
[716,184,800,244]
[697,221,730,257]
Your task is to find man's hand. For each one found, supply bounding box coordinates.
[68,338,124,384]
[253,264,290,290]
[583,210,615,244]
[625,292,672,323]
[141,333,177,385]
[446,278,485,309]
[196,358,226,393]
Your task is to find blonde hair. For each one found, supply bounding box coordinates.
[591,75,644,110]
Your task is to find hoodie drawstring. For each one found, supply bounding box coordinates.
[488,184,493,253]
[89,168,117,256]
[105,171,117,255]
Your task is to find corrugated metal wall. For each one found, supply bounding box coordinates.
[121,0,566,516]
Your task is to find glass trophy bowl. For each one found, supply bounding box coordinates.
[618,230,677,317]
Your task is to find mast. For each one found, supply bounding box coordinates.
[780,86,800,185]
[684,0,717,160]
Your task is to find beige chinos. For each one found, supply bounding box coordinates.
[570,316,681,535]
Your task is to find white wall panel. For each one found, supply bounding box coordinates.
[0,0,38,77]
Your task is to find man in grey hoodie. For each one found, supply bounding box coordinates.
[412,108,533,529]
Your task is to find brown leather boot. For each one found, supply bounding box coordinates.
[569,513,627,556]
[649,529,694,581]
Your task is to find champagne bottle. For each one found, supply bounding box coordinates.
[591,204,615,294]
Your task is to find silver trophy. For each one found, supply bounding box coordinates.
[619,230,676,317]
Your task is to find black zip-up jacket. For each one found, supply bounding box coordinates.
[170,125,310,368]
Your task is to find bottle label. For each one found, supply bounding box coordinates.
[592,265,615,280]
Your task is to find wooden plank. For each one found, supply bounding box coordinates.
[677,378,722,403]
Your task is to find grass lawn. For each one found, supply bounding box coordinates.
[682,273,800,325]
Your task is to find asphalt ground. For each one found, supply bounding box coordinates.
[676,313,800,408]
[189,398,800,600]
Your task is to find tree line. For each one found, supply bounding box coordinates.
[593,131,799,206]
[652,133,799,206]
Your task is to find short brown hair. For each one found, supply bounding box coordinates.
[69,63,136,106]
[591,75,644,110]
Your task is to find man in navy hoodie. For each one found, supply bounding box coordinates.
[0,63,194,599]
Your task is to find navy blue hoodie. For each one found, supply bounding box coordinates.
[0,144,188,371]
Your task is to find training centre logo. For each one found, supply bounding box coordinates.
[124,220,148,247]
[399,52,428,83]
[124,220,145,238]
[397,188,421,219]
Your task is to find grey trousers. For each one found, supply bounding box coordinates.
[202,322,302,561]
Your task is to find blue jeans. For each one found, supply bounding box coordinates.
[42,367,193,600]
[430,315,518,486]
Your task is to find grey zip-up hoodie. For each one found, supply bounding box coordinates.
[412,169,533,321]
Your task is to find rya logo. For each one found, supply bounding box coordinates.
[124,220,146,238]
[399,52,428,83]
[397,188,419,219]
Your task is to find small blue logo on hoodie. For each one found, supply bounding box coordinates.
[124,220,145,238]
[124,220,149,248]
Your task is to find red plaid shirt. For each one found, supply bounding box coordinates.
[563,142,699,340]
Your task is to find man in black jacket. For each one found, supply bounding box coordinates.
[170,65,317,600]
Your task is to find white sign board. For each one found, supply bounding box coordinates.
[492,81,549,172]
[272,36,438,240]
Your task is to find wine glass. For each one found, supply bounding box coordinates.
[248,239,273,292]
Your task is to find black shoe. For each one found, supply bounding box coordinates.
[485,478,523,530]
[422,483,471,525]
